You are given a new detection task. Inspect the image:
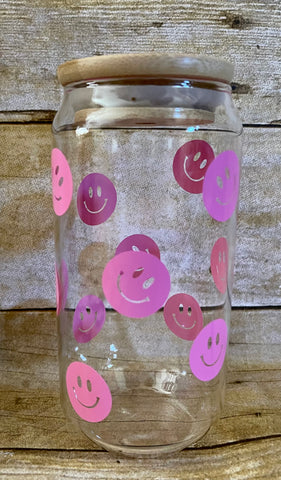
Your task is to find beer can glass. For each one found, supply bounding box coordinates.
[51,54,242,457]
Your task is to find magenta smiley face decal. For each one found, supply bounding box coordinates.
[73,295,106,344]
[189,318,228,381]
[163,294,203,341]
[102,251,171,318]
[203,150,240,222]
[77,173,117,226]
[211,238,228,294]
[115,234,161,259]
[173,140,215,194]
[51,148,73,216]
[66,362,112,422]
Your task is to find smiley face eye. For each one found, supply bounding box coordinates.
[58,176,64,186]
[217,176,223,189]
[97,185,102,197]
[216,333,220,345]
[143,277,155,289]
[86,306,91,315]
[55,165,59,175]
[188,306,192,316]
[179,303,184,313]
[89,186,93,198]
[208,337,212,349]
[87,379,92,392]
[225,167,230,179]
[77,376,82,388]
[200,159,207,170]
[193,152,201,162]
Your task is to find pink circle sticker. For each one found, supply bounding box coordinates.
[189,318,228,382]
[66,362,112,422]
[55,260,68,315]
[211,238,228,294]
[115,234,161,259]
[77,173,117,226]
[173,140,215,194]
[163,294,203,341]
[203,150,240,222]
[102,251,171,318]
[51,148,73,216]
[73,295,106,343]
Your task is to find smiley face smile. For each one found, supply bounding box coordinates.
[173,314,196,330]
[200,344,223,367]
[83,198,108,214]
[117,275,150,304]
[74,391,100,409]
[184,156,204,183]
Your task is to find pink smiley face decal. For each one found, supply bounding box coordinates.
[189,318,228,381]
[66,362,112,422]
[51,148,73,216]
[102,251,171,318]
[211,238,228,294]
[203,150,240,222]
[73,295,106,344]
[163,294,203,341]
[173,140,215,194]
[77,173,117,226]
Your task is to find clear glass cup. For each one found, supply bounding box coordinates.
[51,54,242,457]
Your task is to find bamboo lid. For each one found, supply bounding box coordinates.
[57,53,234,86]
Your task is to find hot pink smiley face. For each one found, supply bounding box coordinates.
[189,318,228,382]
[77,173,117,226]
[66,362,112,422]
[211,238,228,294]
[102,251,171,318]
[51,148,73,216]
[173,140,215,194]
[73,295,106,344]
[163,294,203,341]
[203,150,240,222]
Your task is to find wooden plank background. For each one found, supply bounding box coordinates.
[0,0,281,478]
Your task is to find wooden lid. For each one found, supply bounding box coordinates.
[57,53,234,86]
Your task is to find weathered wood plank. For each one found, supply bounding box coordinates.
[1,0,281,123]
[1,125,281,308]
[0,309,280,451]
[1,439,281,479]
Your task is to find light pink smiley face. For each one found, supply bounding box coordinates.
[73,295,106,344]
[163,294,203,341]
[66,362,112,422]
[203,150,240,222]
[173,140,215,194]
[211,238,228,294]
[102,251,171,318]
[51,148,73,216]
[77,173,117,226]
[189,318,228,381]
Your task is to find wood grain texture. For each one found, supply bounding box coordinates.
[1,439,281,479]
[1,0,281,123]
[1,124,281,308]
[0,309,280,451]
